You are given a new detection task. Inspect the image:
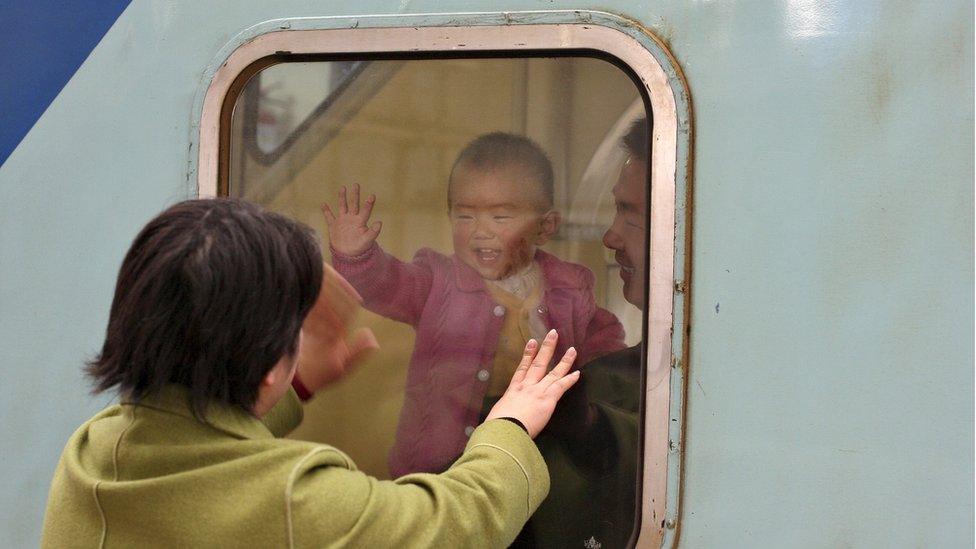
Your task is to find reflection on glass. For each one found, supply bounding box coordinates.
[229,57,649,549]
[326,132,628,479]
[252,61,363,154]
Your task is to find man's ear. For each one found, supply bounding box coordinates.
[535,211,561,245]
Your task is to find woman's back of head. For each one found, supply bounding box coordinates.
[86,198,323,417]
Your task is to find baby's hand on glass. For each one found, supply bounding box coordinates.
[322,183,382,257]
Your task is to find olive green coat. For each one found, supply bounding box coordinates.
[41,385,549,548]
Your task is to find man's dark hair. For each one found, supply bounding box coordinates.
[448,132,554,209]
[622,115,652,162]
[86,198,323,417]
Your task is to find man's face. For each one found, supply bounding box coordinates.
[602,156,648,309]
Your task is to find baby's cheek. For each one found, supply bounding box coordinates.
[506,236,535,268]
[451,226,469,247]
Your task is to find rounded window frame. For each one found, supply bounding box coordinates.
[193,12,691,548]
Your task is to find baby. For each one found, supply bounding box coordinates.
[324,133,625,476]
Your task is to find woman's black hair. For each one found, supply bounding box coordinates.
[86,198,323,417]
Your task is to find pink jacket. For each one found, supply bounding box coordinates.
[332,243,625,477]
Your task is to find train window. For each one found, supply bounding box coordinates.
[244,60,366,158]
[199,22,681,549]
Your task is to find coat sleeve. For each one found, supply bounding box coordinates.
[572,268,626,365]
[331,242,434,326]
[580,306,627,364]
[287,420,550,548]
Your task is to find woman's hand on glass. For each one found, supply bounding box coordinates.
[485,330,581,438]
[297,263,379,392]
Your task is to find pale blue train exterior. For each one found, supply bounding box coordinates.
[0,1,971,546]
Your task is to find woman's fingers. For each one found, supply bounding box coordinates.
[543,347,577,387]
[321,263,363,320]
[347,327,380,363]
[550,347,577,377]
[486,331,586,438]
[511,339,539,384]
[548,370,582,396]
[525,329,558,383]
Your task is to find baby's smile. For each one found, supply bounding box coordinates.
[459,239,532,280]
[475,247,501,262]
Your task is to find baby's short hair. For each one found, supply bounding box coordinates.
[448,132,554,209]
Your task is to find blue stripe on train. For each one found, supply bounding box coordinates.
[0,0,131,167]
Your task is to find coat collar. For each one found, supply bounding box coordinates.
[452,249,580,293]
[123,384,279,441]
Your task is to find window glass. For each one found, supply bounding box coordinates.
[228,55,650,548]
[251,60,363,154]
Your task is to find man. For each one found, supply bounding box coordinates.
[517,116,650,548]
[41,198,582,548]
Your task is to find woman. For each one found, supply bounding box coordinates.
[41,198,580,548]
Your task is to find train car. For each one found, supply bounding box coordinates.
[1,1,971,547]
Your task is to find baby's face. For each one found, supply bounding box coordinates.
[449,166,555,280]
